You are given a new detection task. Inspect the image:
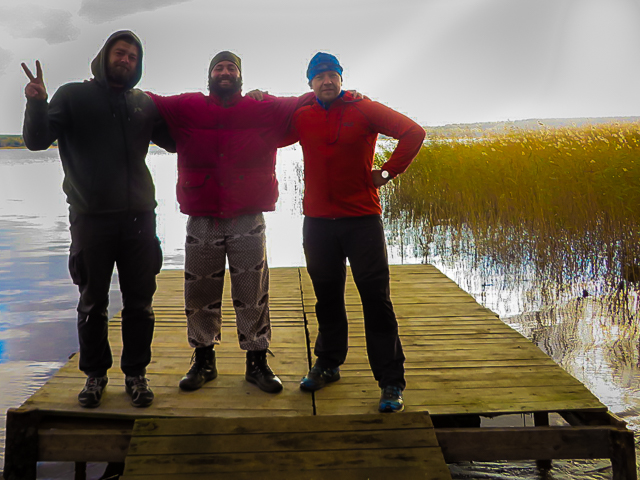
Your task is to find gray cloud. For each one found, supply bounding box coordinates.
[0,47,12,76]
[0,5,80,44]
[79,0,192,23]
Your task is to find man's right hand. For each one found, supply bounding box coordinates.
[22,61,47,101]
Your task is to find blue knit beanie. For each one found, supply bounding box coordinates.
[306,52,343,81]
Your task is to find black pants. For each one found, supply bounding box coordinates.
[303,215,406,389]
[68,210,162,378]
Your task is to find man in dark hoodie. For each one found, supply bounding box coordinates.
[22,31,175,408]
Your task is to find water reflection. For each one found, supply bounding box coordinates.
[390,225,640,477]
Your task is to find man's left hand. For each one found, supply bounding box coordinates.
[246,89,268,101]
[372,170,390,188]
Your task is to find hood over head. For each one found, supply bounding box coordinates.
[90,30,143,89]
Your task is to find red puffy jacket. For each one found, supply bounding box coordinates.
[289,91,426,218]
[149,91,312,217]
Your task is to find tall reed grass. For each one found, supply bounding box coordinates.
[379,122,640,319]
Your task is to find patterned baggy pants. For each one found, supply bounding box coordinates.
[184,214,271,351]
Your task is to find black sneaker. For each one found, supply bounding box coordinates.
[379,385,404,413]
[179,346,217,391]
[245,349,283,393]
[78,375,108,408]
[125,375,154,408]
[300,363,340,392]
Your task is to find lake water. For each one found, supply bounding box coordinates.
[0,145,638,479]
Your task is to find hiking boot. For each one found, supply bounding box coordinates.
[300,363,340,392]
[78,375,108,408]
[245,349,283,393]
[179,346,217,391]
[125,375,154,408]
[379,385,404,413]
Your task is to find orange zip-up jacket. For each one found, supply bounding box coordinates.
[288,91,426,218]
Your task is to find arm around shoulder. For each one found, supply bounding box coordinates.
[151,116,176,153]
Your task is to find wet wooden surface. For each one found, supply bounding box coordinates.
[24,268,313,419]
[22,265,604,419]
[7,264,618,480]
[302,265,605,417]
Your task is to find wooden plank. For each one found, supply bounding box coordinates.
[3,408,41,480]
[315,400,606,416]
[316,385,601,406]
[131,411,435,436]
[38,428,131,462]
[436,425,621,461]
[122,413,451,479]
[120,466,449,480]
[123,449,446,476]
[128,429,434,456]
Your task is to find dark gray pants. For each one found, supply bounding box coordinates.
[68,210,162,378]
[303,215,406,389]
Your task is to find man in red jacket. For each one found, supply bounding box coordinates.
[290,52,426,412]
[150,52,314,394]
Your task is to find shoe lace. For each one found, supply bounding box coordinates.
[250,349,275,375]
[84,377,103,392]
[129,376,149,391]
[310,364,335,377]
[190,347,213,370]
[382,385,402,399]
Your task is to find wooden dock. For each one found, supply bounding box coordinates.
[3,265,637,479]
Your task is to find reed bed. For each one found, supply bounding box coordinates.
[379,122,640,320]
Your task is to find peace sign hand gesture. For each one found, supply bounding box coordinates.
[22,61,48,101]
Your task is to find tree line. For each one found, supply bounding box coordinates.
[0,135,26,148]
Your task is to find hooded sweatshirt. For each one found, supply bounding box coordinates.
[23,30,175,214]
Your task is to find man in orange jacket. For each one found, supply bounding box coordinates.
[288,52,426,412]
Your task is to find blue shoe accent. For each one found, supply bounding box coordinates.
[300,364,340,392]
[379,385,404,413]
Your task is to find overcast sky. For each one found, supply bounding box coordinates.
[1,0,640,134]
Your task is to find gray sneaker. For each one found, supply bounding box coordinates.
[78,375,108,408]
[125,375,154,408]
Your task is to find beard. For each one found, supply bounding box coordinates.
[208,74,243,96]
[107,61,135,86]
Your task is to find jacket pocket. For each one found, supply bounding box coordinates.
[177,169,214,212]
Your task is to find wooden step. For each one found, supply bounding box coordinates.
[120,412,452,479]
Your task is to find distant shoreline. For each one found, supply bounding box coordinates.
[2,116,638,148]
[0,145,58,150]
